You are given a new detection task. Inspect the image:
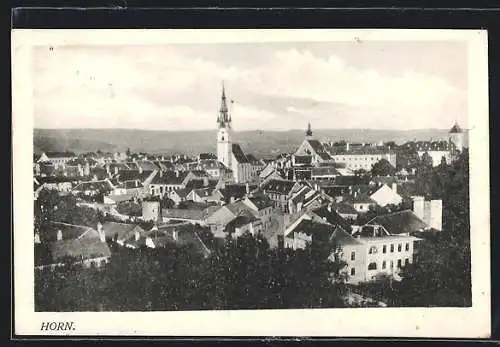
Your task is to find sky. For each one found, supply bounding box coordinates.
[33,41,468,131]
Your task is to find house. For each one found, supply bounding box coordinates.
[99,221,147,247]
[364,210,430,236]
[149,170,189,198]
[400,140,454,167]
[72,179,115,197]
[331,202,359,220]
[283,213,338,250]
[34,222,111,269]
[294,123,334,165]
[369,183,403,207]
[142,223,212,258]
[161,205,220,225]
[261,179,301,213]
[37,151,78,168]
[326,142,397,171]
[242,195,274,230]
[187,188,216,203]
[287,184,326,215]
[342,191,377,213]
[224,214,263,239]
[216,183,256,204]
[170,188,190,205]
[311,166,340,181]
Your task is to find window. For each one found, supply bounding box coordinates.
[368,246,378,254]
[390,244,394,252]
[398,244,402,252]
[397,259,402,268]
[351,268,356,276]
[405,243,410,251]
[368,262,377,270]
[351,251,356,261]
[382,245,387,253]
[382,261,386,269]
[390,260,394,269]
[405,258,409,266]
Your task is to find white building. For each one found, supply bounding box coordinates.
[216,83,252,184]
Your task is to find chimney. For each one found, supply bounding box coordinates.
[159,170,163,178]
[135,230,140,241]
[172,228,178,241]
[327,204,332,212]
[106,164,111,176]
[56,229,63,241]
[230,196,235,204]
[97,222,105,243]
[138,165,143,174]
[245,183,250,195]
[34,232,41,244]
[175,170,179,178]
[392,182,398,194]
[204,177,210,187]
[346,142,350,152]
[114,166,119,175]
[354,191,358,198]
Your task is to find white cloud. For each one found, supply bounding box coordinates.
[33,44,467,130]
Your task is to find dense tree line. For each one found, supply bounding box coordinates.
[35,233,348,311]
[356,151,471,307]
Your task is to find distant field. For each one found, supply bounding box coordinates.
[34,128,467,159]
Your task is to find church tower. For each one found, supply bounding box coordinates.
[217,82,232,168]
[305,122,313,139]
[448,121,464,152]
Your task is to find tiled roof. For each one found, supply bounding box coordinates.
[332,202,358,215]
[117,169,155,183]
[330,227,364,246]
[172,188,190,198]
[366,210,429,235]
[101,222,145,241]
[328,145,392,155]
[232,144,250,164]
[161,206,219,221]
[226,215,258,230]
[311,204,352,232]
[45,151,77,158]
[294,169,312,180]
[247,195,273,210]
[151,171,188,185]
[402,141,454,152]
[73,179,114,192]
[343,192,376,205]
[307,140,332,160]
[192,188,214,198]
[262,179,297,195]
[49,239,111,263]
[288,219,336,243]
[39,222,99,243]
[312,166,339,176]
[219,184,250,200]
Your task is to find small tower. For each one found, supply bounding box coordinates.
[217,81,233,168]
[305,122,313,139]
[448,121,464,152]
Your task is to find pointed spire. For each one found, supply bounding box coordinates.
[218,80,231,129]
[306,122,313,137]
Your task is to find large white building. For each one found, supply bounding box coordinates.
[216,83,252,184]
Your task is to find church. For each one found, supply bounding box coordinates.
[216,83,253,184]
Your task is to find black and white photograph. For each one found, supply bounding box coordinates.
[12,29,490,337]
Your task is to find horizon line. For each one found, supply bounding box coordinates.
[34,127,460,132]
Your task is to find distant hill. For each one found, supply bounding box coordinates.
[34,128,467,159]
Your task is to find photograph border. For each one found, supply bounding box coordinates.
[12,28,491,338]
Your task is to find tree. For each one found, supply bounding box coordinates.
[371,159,396,177]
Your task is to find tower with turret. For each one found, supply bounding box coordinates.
[448,121,464,152]
[217,82,232,168]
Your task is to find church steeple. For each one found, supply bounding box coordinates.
[306,122,313,138]
[218,81,231,129]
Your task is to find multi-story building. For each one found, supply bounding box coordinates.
[327,143,397,172]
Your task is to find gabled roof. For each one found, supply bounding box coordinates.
[246,195,273,210]
[294,155,313,165]
[343,193,376,205]
[218,184,251,200]
[232,144,250,163]
[49,238,111,263]
[330,227,364,246]
[312,166,339,176]
[366,210,429,235]
[192,188,214,198]
[151,171,188,185]
[161,205,219,221]
[287,218,336,243]
[38,222,99,243]
[307,140,332,160]
[172,188,190,198]
[101,222,145,241]
[261,179,297,195]
[332,202,358,216]
[226,214,259,230]
[73,179,114,192]
[311,204,352,232]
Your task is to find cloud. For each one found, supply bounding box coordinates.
[33,44,467,131]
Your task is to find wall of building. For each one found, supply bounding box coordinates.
[142,201,161,222]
